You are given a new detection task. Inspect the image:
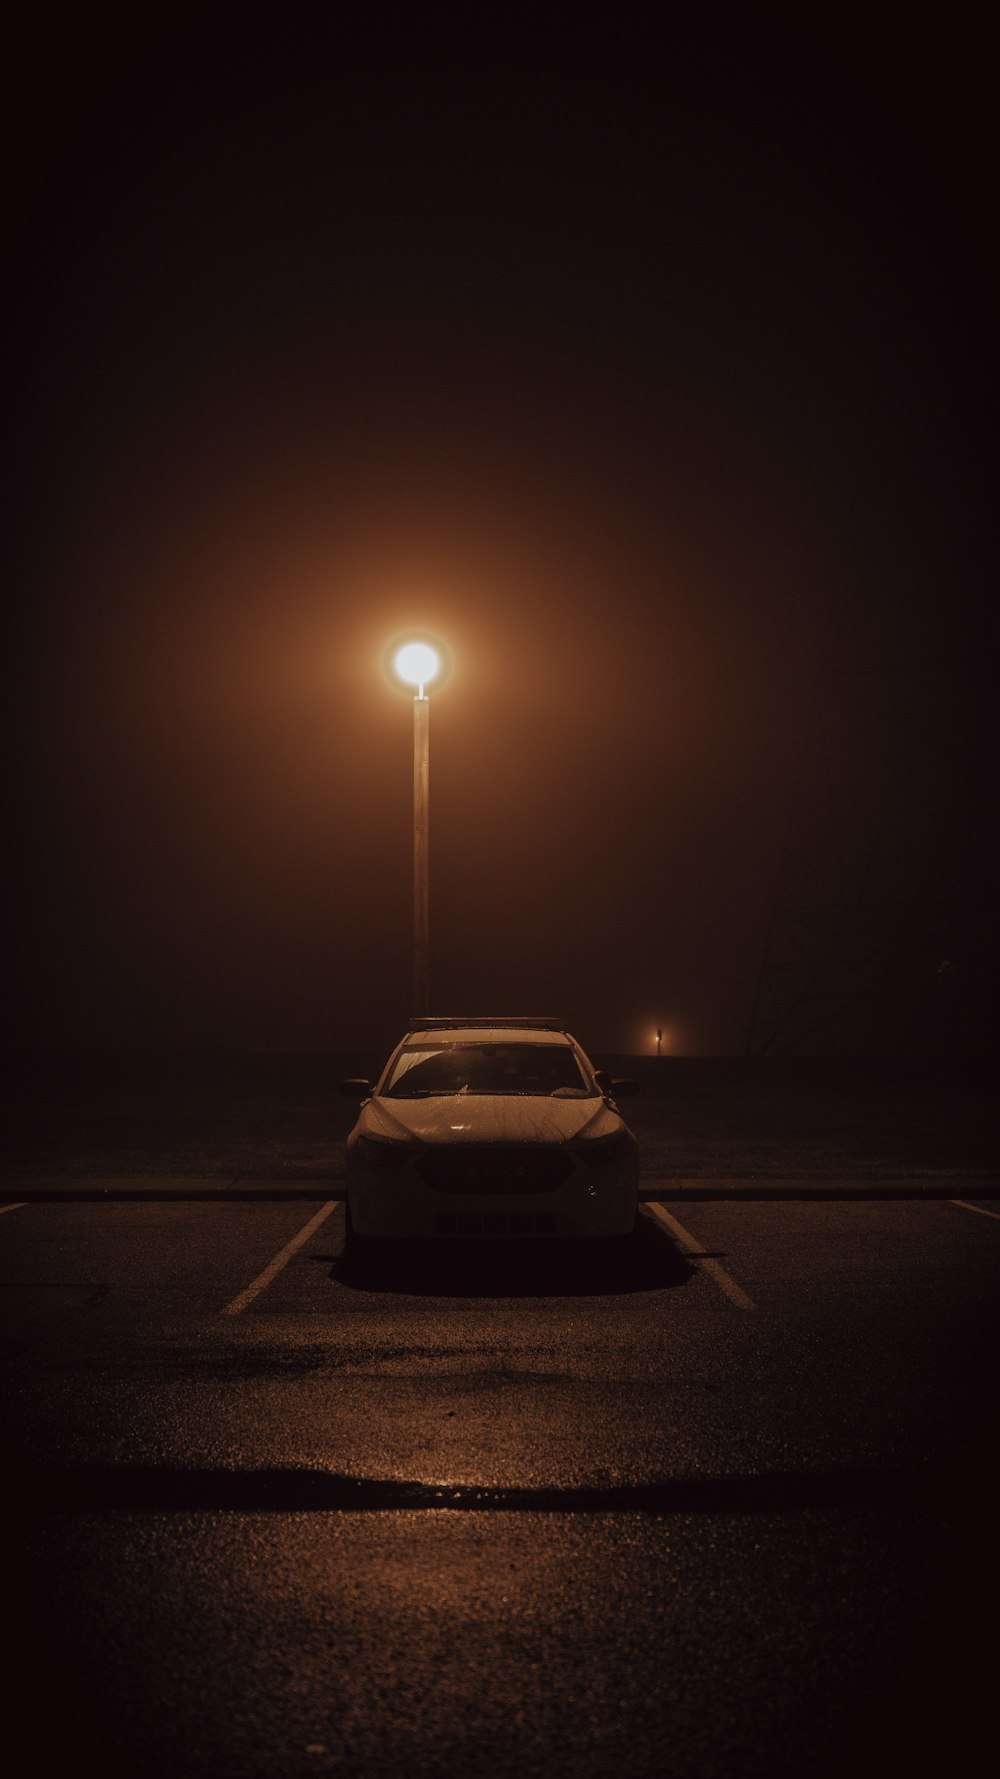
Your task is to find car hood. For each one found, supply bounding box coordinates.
[359,1094,624,1146]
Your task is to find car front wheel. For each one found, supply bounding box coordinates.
[343,1199,383,1263]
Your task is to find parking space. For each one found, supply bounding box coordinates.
[3,1193,999,1323]
[639,1194,1000,1309]
[3,1189,999,1778]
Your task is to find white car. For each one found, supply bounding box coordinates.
[340,1018,639,1248]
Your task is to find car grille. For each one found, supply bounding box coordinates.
[433,1212,559,1236]
[415,1145,575,1194]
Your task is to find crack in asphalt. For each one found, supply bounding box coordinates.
[4,1463,983,1515]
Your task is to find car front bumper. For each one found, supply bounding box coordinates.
[347,1161,638,1240]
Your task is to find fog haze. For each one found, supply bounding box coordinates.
[5,3,995,1056]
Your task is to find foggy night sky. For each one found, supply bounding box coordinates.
[3,2,996,1058]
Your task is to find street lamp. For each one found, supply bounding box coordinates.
[392,638,442,1015]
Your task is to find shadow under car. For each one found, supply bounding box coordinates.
[331,1206,691,1298]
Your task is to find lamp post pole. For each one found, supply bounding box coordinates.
[391,638,442,1019]
[413,685,430,1016]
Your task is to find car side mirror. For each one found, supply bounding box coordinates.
[596,1070,638,1098]
[340,1078,372,1099]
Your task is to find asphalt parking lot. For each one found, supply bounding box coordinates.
[3,1181,999,1778]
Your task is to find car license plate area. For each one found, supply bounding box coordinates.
[416,1147,574,1193]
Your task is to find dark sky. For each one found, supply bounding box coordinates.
[4,1,996,1057]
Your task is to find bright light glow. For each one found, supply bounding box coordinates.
[394,641,441,691]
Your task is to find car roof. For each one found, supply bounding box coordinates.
[403,1022,574,1047]
[408,1016,566,1032]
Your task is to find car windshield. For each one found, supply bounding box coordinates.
[382,1042,595,1098]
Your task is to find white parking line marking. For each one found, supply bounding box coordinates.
[221,1202,339,1315]
[646,1203,756,1310]
[0,1203,26,1215]
[952,1200,1000,1222]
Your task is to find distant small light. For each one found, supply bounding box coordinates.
[395,641,441,690]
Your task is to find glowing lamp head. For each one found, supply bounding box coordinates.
[394,640,441,694]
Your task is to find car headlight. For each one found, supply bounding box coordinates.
[353,1135,416,1171]
[574,1130,635,1170]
